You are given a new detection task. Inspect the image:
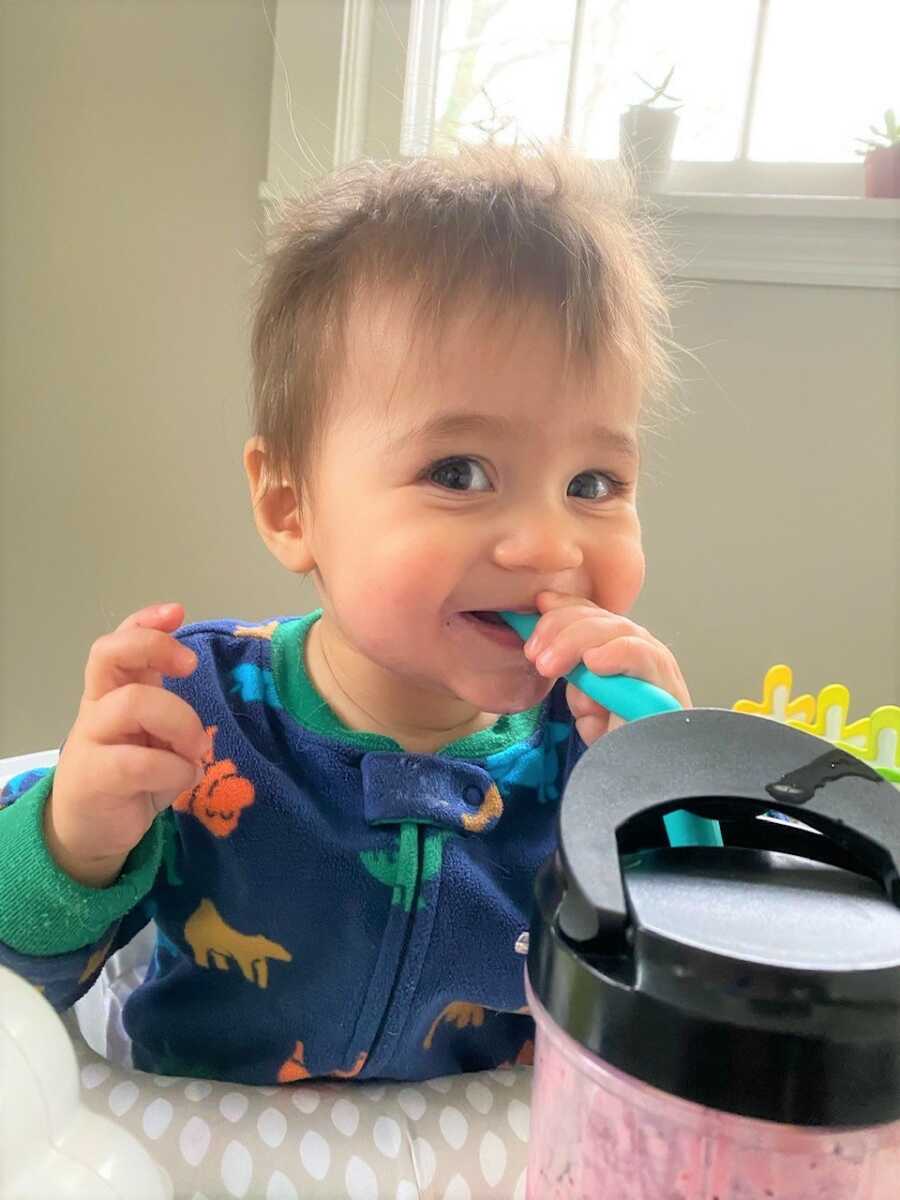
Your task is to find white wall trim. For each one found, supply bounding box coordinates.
[400,0,443,157]
[333,0,376,168]
[665,161,865,198]
[650,194,900,289]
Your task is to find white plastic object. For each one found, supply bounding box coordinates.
[0,748,60,788]
[1,749,169,1197]
[0,964,171,1200]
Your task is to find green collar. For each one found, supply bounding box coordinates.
[270,609,544,758]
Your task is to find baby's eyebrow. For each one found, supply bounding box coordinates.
[388,412,639,461]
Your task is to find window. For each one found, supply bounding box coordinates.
[407,0,900,198]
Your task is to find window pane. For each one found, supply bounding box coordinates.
[574,0,760,162]
[433,0,576,151]
[750,0,900,162]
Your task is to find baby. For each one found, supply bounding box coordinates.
[0,144,690,1084]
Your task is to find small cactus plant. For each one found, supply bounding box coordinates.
[620,67,682,191]
[632,66,683,111]
[855,108,899,156]
[855,108,900,198]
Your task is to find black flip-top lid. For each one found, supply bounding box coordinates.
[527,708,900,1126]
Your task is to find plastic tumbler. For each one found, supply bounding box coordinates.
[525,708,900,1199]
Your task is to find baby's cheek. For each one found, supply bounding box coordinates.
[602,538,645,614]
[381,548,457,617]
[337,581,432,665]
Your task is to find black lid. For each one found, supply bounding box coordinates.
[527,708,900,1126]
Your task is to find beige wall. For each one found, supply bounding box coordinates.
[0,0,288,756]
[634,283,898,715]
[2,1,898,759]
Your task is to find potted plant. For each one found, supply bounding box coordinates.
[619,67,682,192]
[855,109,900,198]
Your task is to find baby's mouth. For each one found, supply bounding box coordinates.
[466,610,508,627]
[455,610,527,649]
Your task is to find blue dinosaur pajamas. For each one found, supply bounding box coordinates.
[0,609,586,1084]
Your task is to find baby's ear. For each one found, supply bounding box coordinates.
[242,437,316,574]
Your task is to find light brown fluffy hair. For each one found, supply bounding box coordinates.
[249,142,675,507]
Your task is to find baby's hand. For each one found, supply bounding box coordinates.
[46,603,210,887]
[522,591,691,745]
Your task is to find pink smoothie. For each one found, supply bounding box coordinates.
[526,976,900,1200]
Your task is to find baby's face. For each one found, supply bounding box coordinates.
[301,290,646,718]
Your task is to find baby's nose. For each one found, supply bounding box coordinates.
[491,521,584,574]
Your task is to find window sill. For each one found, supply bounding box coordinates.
[645,192,900,289]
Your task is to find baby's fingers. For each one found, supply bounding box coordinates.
[86,683,210,767]
[565,682,612,746]
[98,743,202,804]
[115,602,185,636]
[83,625,197,702]
[566,680,609,721]
[583,637,692,708]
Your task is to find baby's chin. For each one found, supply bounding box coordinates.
[447,669,555,717]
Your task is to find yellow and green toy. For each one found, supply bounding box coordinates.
[733,664,900,787]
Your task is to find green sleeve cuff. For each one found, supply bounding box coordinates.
[0,768,163,955]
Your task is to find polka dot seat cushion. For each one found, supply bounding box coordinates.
[62,1007,531,1199]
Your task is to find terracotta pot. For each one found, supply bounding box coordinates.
[864,143,900,198]
[619,106,679,192]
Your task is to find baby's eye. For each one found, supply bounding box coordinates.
[568,471,620,501]
[426,459,623,500]
[428,457,491,492]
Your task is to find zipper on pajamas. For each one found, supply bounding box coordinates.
[368,823,425,1054]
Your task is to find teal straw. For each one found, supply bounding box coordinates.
[499,611,723,848]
